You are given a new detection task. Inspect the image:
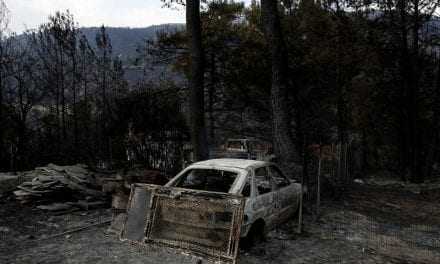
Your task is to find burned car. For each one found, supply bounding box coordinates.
[121,159,302,264]
[165,159,302,240]
[210,138,272,160]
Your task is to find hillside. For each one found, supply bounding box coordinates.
[80,24,184,62]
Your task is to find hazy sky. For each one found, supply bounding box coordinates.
[6,0,188,33]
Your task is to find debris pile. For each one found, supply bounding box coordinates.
[10,164,171,214]
[0,173,19,194]
[13,164,108,211]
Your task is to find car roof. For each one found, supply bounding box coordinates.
[191,158,268,170]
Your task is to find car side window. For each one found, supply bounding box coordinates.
[269,165,290,189]
[254,167,272,195]
[241,178,251,197]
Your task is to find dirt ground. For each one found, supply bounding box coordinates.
[1,183,439,264]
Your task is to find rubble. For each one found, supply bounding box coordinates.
[0,173,20,194]
[12,164,107,208]
[7,164,172,242]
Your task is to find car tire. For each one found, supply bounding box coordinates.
[241,220,265,249]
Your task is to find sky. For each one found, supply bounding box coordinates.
[5,0,189,33]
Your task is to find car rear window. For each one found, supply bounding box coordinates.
[175,169,238,193]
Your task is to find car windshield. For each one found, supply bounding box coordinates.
[175,169,238,193]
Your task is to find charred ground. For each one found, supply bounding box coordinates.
[1,182,439,264]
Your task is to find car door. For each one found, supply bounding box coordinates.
[268,165,300,224]
[252,166,277,229]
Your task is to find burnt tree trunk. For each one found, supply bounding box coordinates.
[209,53,216,145]
[424,58,440,180]
[60,46,67,141]
[55,48,61,159]
[80,41,91,161]
[0,55,3,169]
[335,0,347,147]
[187,0,209,161]
[398,0,410,181]
[398,0,423,183]
[410,0,423,183]
[261,0,297,170]
[71,49,79,162]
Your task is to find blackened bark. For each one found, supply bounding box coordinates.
[261,0,297,170]
[398,0,410,181]
[398,0,423,183]
[335,7,348,151]
[15,74,29,170]
[55,47,61,158]
[209,53,216,145]
[187,0,209,161]
[424,58,440,180]
[60,46,67,141]
[71,49,79,162]
[295,108,309,187]
[80,40,90,161]
[410,0,423,183]
[0,61,3,169]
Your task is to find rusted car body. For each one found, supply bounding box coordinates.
[121,159,302,264]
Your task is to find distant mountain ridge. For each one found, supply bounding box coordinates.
[80,23,184,62]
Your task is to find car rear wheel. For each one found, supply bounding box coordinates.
[240,220,265,249]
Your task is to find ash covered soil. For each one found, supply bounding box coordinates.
[1,184,439,264]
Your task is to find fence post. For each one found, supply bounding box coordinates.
[316,144,322,221]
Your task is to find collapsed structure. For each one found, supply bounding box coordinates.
[13,164,107,210]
